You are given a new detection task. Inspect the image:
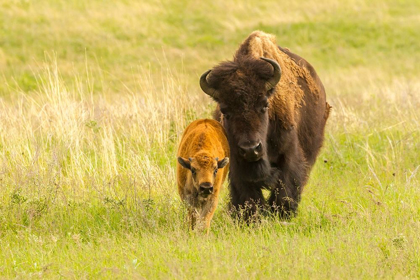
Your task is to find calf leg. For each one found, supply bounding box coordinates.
[197,198,218,235]
[188,208,198,230]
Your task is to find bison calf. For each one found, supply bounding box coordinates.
[177,119,229,233]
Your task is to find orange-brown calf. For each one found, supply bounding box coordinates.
[177,119,230,234]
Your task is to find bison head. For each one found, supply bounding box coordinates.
[178,152,229,197]
[200,57,281,173]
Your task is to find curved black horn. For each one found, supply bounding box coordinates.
[260,57,282,90]
[200,70,218,98]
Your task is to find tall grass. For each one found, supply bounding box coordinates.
[1,58,203,188]
[0,58,419,278]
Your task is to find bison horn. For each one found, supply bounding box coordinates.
[260,57,282,91]
[200,70,218,99]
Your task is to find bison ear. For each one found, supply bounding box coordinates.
[178,157,191,169]
[217,157,229,169]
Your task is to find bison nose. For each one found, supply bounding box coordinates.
[199,182,214,195]
[239,141,263,162]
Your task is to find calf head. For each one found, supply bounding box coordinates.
[200,57,281,180]
[178,151,229,197]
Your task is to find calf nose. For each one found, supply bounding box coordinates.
[199,182,214,195]
[239,141,263,161]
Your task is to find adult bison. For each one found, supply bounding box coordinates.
[199,31,330,219]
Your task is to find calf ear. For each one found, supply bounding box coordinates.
[178,157,191,169]
[217,157,229,168]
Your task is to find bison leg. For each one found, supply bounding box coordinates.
[230,181,265,221]
[197,198,218,235]
[268,177,301,218]
[268,151,307,218]
[188,207,198,230]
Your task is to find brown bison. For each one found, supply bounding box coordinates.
[177,119,230,233]
[199,31,330,219]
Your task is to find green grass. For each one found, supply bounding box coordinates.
[1,0,420,278]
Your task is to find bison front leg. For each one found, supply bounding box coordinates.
[269,178,300,218]
[187,207,198,230]
[230,181,266,222]
[269,154,307,218]
[197,198,218,235]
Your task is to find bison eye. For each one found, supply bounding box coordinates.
[191,168,196,176]
[220,107,231,120]
[261,106,269,113]
[214,169,218,176]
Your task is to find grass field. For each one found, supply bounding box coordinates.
[1,0,420,278]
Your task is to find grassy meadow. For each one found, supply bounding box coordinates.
[1,0,420,278]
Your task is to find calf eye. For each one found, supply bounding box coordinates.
[214,169,218,176]
[191,169,196,176]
